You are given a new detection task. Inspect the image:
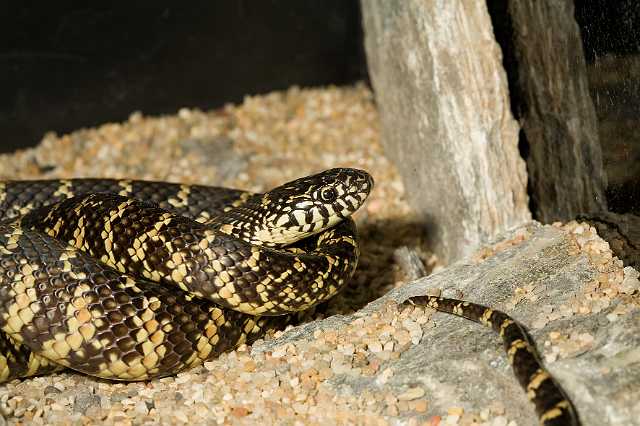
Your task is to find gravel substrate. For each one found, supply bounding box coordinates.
[1,85,636,425]
[0,84,438,425]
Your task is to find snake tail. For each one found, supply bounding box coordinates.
[405,295,579,426]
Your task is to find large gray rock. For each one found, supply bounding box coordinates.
[256,222,640,425]
[361,0,530,263]
[507,1,608,222]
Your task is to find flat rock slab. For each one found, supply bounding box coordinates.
[254,221,638,426]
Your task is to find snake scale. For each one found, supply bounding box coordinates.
[0,168,578,425]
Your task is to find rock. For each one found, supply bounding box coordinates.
[503,1,608,222]
[73,389,101,415]
[578,211,640,269]
[361,0,530,263]
[43,386,61,396]
[254,222,640,425]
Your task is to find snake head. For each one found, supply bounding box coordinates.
[212,168,373,246]
[257,168,374,245]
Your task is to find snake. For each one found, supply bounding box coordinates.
[0,168,578,425]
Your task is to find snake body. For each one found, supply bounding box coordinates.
[0,169,578,425]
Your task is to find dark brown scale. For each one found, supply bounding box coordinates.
[405,295,579,426]
[16,193,359,316]
[0,179,246,223]
[0,224,285,381]
[0,332,63,381]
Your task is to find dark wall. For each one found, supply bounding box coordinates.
[1,1,367,153]
[575,0,640,62]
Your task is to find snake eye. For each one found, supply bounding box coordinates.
[320,187,338,203]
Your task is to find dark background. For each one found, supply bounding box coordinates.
[0,1,367,153]
[1,0,637,157]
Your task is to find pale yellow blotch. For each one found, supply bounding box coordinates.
[107,359,129,376]
[150,330,165,344]
[198,238,210,250]
[79,323,96,340]
[527,369,550,392]
[142,352,159,369]
[171,268,186,283]
[148,297,161,311]
[453,304,464,316]
[211,259,223,272]
[499,319,514,337]
[540,401,571,422]
[65,333,84,351]
[53,180,74,198]
[218,224,234,235]
[196,211,211,223]
[292,259,305,272]
[135,328,149,343]
[480,309,494,325]
[135,247,146,261]
[127,364,148,378]
[140,341,155,357]
[51,339,72,359]
[197,340,213,359]
[155,345,167,358]
[117,179,133,195]
[210,308,223,321]
[17,308,35,328]
[14,293,32,310]
[219,270,232,283]
[140,309,154,323]
[218,287,233,300]
[506,339,529,364]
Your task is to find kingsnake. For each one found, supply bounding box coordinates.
[0,168,578,425]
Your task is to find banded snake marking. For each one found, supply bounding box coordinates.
[0,168,577,424]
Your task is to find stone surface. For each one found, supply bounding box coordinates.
[507,1,608,222]
[256,222,639,426]
[361,0,530,263]
[579,211,640,269]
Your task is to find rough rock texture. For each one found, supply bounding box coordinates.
[507,1,608,222]
[256,222,639,426]
[361,0,530,263]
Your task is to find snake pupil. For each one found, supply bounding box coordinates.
[320,187,337,202]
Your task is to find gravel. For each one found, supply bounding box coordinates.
[0,84,439,425]
[1,84,634,425]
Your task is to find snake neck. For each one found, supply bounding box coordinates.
[208,205,323,248]
[207,195,344,248]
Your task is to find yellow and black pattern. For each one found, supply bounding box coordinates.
[405,296,579,426]
[0,224,288,381]
[17,193,358,316]
[0,168,580,425]
[0,168,371,382]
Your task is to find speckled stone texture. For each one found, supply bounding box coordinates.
[361,0,530,264]
[254,221,639,426]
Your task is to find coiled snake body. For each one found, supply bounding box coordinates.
[0,168,577,425]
